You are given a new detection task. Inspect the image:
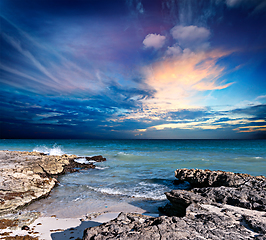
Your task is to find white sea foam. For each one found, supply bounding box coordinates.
[254,157,262,159]
[88,160,97,163]
[139,182,161,187]
[95,166,109,170]
[74,158,89,164]
[33,145,64,156]
[117,151,129,155]
[89,182,167,200]
[97,188,125,196]
[201,158,209,161]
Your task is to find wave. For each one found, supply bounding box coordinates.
[95,166,109,170]
[91,187,166,200]
[88,181,168,200]
[74,158,90,164]
[33,144,64,156]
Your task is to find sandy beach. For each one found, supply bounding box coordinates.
[0,212,121,240]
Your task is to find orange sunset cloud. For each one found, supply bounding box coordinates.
[140,48,234,115]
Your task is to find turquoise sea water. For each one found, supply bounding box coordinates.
[1,139,265,217]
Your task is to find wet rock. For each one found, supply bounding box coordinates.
[0,150,106,213]
[86,155,106,162]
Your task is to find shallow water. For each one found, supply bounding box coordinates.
[1,139,265,217]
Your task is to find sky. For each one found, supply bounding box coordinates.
[0,0,266,139]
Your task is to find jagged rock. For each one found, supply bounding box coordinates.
[161,183,266,216]
[175,168,265,188]
[83,169,266,240]
[160,190,205,216]
[83,206,266,240]
[0,150,106,213]
[161,169,266,217]
[86,156,106,162]
[192,185,266,211]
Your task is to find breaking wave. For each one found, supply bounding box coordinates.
[88,181,169,200]
[33,144,64,156]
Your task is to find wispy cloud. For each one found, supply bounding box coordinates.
[141,49,234,113]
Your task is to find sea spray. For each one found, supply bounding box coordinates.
[33,144,64,156]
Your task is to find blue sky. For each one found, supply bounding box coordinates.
[0,0,266,139]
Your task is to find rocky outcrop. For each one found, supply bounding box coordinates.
[0,150,106,213]
[161,169,266,215]
[175,168,265,188]
[83,205,266,240]
[83,169,266,240]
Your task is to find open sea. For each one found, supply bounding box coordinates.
[1,139,265,217]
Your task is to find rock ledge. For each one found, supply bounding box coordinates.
[0,150,106,213]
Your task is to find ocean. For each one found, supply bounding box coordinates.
[1,139,265,217]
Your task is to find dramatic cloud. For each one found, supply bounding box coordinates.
[0,0,266,139]
[171,25,211,50]
[143,33,166,49]
[140,49,234,116]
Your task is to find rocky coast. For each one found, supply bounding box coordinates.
[0,150,107,239]
[83,169,266,240]
[0,150,265,239]
[0,150,106,214]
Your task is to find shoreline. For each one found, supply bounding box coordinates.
[0,150,265,239]
[0,150,106,214]
[0,150,160,239]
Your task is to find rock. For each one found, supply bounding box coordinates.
[83,207,266,240]
[83,169,266,240]
[175,168,265,188]
[86,156,106,162]
[161,169,266,216]
[161,183,266,216]
[192,185,266,211]
[0,150,106,213]
[0,211,40,230]
[21,225,30,230]
[159,190,205,216]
